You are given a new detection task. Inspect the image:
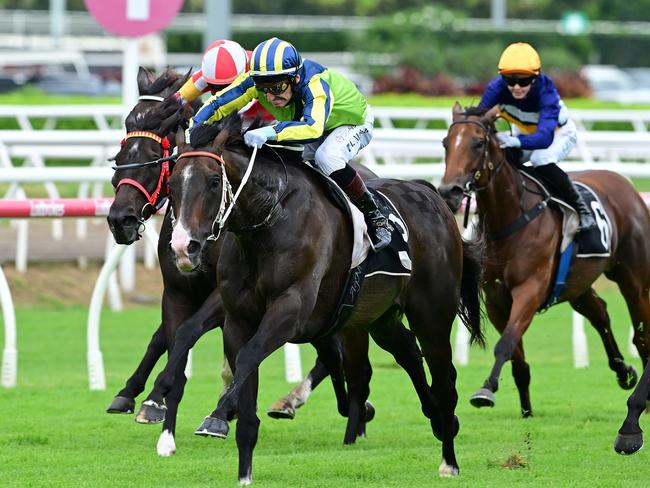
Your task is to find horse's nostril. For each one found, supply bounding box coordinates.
[187,240,201,257]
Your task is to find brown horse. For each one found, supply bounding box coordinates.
[166,114,484,483]
[439,103,650,418]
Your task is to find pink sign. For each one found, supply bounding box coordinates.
[84,0,184,38]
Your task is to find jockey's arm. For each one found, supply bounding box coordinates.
[517,100,561,150]
[189,75,257,131]
[273,78,328,142]
[176,70,208,105]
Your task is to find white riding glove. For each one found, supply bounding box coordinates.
[244,126,277,148]
[496,133,522,148]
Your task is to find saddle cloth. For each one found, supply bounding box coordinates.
[306,166,412,337]
[522,170,611,257]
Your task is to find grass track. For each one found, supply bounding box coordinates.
[0,289,648,487]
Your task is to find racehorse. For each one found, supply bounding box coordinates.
[439,103,650,418]
[166,113,484,483]
[105,68,376,455]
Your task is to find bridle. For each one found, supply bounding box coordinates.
[447,118,506,193]
[171,143,293,242]
[112,95,173,222]
[447,117,549,240]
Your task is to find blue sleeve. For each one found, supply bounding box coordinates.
[479,77,504,110]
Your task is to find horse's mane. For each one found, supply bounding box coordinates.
[141,68,188,96]
[189,114,303,164]
[459,105,523,166]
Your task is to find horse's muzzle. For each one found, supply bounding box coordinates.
[106,212,141,245]
[438,184,465,213]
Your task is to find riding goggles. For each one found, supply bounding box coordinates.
[502,75,536,87]
[256,81,291,95]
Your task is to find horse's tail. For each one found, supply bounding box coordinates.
[457,236,486,348]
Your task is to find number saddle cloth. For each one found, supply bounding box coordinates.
[520,168,612,311]
[304,163,412,338]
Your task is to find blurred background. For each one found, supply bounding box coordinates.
[1,1,650,101]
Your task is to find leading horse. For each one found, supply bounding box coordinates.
[439,103,650,418]
[166,114,484,483]
[105,68,378,455]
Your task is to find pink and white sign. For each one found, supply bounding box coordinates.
[84,0,184,38]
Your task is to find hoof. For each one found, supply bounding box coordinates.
[614,431,644,455]
[617,366,639,390]
[365,401,376,423]
[157,429,176,457]
[470,388,495,408]
[195,416,229,438]
[106,396,135,414]
[267,399,295,420]
[135,399,166,424]
[438,459,459,478]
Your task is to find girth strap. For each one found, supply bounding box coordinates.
[486,198,550,241]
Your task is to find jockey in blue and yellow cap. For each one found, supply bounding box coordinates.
[479,42,596,231]
[189,37,392,250]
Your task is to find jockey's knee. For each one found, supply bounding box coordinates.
[314,146,346,176]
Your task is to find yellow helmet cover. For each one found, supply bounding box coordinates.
[498,42,541,76]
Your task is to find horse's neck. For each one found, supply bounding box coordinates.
[475,159,525,231]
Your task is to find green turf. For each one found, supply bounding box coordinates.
[0,287,647,487]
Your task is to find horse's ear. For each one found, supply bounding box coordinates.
[452,101,463,121]
[137,67,155,94]
[175,127,187,149]
[484,105,501,123]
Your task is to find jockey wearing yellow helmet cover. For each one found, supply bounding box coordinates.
[479,42,595,231]
[189,37,392,250]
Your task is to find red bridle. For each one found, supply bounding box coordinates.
[115,131,171,208]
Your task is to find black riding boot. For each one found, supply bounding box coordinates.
[331,164,392,251]
[535,163,597,231]
[355,190,393,250]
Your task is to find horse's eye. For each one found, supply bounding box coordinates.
[473,139,485,150]
[442,137,448,148]
[210,175,221,189]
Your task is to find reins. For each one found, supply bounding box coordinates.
[449,116,550,240]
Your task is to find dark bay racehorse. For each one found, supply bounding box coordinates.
[167,114,484,483]
[105,68,377,455]
[439,103,650,419]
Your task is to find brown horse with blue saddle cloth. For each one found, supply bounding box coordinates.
[439,103,650,422]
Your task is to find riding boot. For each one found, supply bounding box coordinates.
[331,165,392,251]
[535,163,597,231]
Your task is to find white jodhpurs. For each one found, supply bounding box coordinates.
[513,118,577,167]
[302,109,374,176]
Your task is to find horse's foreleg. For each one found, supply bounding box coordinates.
[235,370,260,486]
[107,323,166,414]
[340,328,371,444]
[195,303,300,439]
[156,357,189,456]
[571,289,638,390]
[474,284,540,411]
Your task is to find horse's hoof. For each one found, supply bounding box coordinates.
[135,399,166,424]
[195,416,229,438]
[106,396,135,414]
[617,366,639,390]
[438,459,459,478]
[267,399,295,420]
[364,401,376,423]
[470,388,495,408]
[614,432,644,455]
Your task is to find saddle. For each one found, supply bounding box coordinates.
[304,165,411,337]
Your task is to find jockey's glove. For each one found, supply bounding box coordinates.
[244,126,277,148]
[496,133,521,149]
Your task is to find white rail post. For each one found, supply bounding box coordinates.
[0,264,17,387]
[284,343,303,383]
[572,312,589,368]
[87,243,129,390]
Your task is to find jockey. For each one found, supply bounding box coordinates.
[189,37,392,250]
[479,42,596,231]
[174,39,273,123]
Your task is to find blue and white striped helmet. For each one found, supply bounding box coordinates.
[249,37,303,79]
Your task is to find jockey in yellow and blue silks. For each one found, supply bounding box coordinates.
[479,42,596,231]
[189,37,392,250]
